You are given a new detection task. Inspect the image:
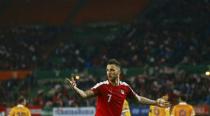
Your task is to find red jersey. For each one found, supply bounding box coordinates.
[91,80,136,116]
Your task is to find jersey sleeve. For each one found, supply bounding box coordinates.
[165,107,170,116]
[126,84,138,98]
[171,106,176,116]
[27,108,31,116]
[148,106,153,116]
[190,105,195,116]
[9,108,15,116]
[90,82,104,95]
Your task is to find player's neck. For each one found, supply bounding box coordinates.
[109,78,120,86]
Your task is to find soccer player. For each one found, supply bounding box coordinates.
[171,96,195,116]
[121,100,131,116]
[149,94,170,116]
[65,58,169,116]
[9,96,31,116]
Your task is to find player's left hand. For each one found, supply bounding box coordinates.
[156,98,170,107]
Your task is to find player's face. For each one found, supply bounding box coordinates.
[106,64,120,81]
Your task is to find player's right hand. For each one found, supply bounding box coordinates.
[65,76,77,89]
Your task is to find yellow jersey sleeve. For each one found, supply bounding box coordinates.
[121,100,131,116]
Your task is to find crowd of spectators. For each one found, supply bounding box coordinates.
[0,25,62,70]
[0,0,209,110]
[0,0,209,70]
[0,69,210,109]
[0,25,209,70]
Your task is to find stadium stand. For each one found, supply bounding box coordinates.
[0,0,209,115]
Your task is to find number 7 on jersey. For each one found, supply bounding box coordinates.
[107,94,112,102]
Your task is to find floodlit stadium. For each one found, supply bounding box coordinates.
[0,0,209,115]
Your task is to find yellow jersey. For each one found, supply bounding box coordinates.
[121,100,131,116]
[149,105,170,116]
[9,104,31,116]
[171,102,195,116]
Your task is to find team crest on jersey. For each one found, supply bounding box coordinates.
[120,90,125,94]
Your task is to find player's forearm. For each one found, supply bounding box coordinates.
[73,86,88,98]
[137,96,157,105]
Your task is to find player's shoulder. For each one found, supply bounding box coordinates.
[25,107,31,112]
[10,106,16,111]
[10,106,19,113]
[12,105,19,109]
[120,81,130,87]
[23,106,30,110]
[187,104,194,109]
[173,104,180,109]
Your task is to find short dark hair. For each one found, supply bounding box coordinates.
[180,95,187,102]
[107,58,121,68]
[17,96,26,104]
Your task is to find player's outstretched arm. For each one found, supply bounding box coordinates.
[134,94,170,107]
[65,77,95,98]
[135,95,157,105]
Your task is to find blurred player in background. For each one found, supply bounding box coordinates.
[9,96,31,116]
[65,58,170,116]
[149,94,170,116]
[120,70,131,116]
[121,100,131,116]
[171,95,195,116]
